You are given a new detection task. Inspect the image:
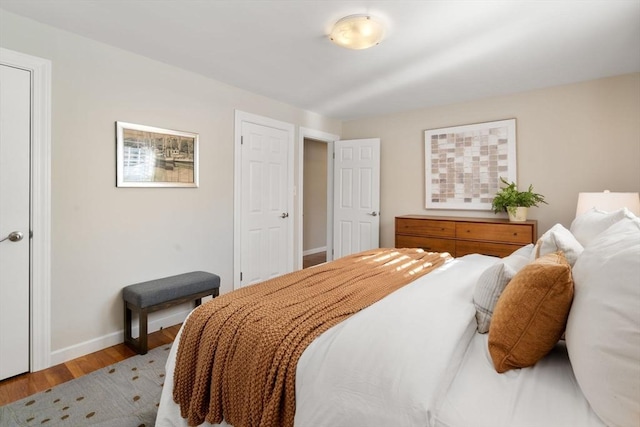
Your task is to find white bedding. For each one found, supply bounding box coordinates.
[432,333,605,427]
[156,253,602,427]
[157,254,494,426]
[294,254,493,427]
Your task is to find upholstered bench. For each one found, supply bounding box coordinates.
[122,271,220,354]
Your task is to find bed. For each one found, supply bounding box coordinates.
[157,207,639,427]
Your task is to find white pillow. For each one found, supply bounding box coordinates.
[565,212,640,427]
[570,207,628,247]
[473,244,534,333]
[530,224,584,266]
[506,243,535,267]
[474,262,516,333]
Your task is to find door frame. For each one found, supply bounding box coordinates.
[0,47,52,371]
[297,128,339,269]
[233,110,295,289]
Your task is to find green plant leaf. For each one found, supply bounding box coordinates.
[491,177,547,214]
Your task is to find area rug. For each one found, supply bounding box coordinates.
[0,344,172,427]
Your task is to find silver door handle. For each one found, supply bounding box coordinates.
[280,212,289,219]
[367,211,378,216]
[0,231,24,243]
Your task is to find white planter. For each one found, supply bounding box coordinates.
[507,206,528,222]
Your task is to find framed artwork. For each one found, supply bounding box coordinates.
[424,119,516,210]
[116,121,199,188]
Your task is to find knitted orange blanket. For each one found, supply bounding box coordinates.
[173,248,450,427]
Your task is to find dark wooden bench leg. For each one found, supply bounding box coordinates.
[124,302,148,355]
[194,289,219,308]
[138,308,148,355]
[124,302,134,350]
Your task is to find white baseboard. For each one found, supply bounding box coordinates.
[48,308,192,367]
[303,246,327,256]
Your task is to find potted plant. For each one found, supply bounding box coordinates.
[491,177,547,222]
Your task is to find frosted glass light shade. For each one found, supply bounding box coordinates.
[330,15,385,50]
[575,191,640,216]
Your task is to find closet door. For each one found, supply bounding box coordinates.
[0,63,31,380]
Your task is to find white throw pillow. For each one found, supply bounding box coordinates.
[565,212,640,427]
[474,244,533,334]
[531,224,584,266]
[570,207,628,247]
[474,262,516,334]
[505,243,535,267]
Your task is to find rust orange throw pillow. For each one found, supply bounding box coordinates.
[488,251,574,373]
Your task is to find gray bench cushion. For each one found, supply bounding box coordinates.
[122,271,220,308]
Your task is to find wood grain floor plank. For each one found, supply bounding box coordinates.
[40,364,74,389]
[303,251,326,269]
[0,324,181,406]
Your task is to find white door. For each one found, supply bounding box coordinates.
[239,120,293,287]
[333,138,381,259]
[0,64,31,380]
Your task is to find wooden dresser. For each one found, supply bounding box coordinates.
[395,215,537,258]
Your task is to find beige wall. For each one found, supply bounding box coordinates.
[342,73,640,247]
[2,8,638,362]
[0,11,341,355]
[303,139,328,252]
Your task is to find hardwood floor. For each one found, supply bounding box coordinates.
[0,324,181,406]
[2,256,323,406]
[303,251,326,269]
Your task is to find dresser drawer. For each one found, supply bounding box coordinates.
[395,235,456,254]
[456,241,523,258]
[395,215,536,258]
[455,222,533,245]
[396,218,455,238]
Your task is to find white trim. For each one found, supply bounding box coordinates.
[302,246,327,257]
[0,48,52,372]
[297,128,339,269]
[234,110,295,289]
[50,309,191,365]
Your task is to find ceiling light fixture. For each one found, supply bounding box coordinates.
[329,14,385,50]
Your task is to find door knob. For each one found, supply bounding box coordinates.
[0,231,24,243]
[367,211,378,217]
[280,212,289,219]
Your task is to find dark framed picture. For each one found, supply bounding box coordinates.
[116,121,199,188]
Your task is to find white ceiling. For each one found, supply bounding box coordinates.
[1,0,639,121]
